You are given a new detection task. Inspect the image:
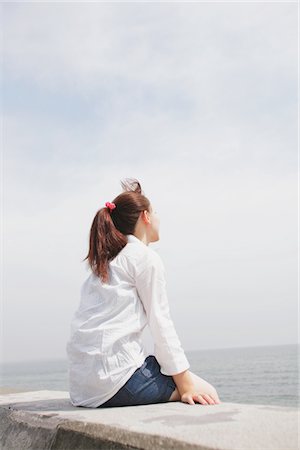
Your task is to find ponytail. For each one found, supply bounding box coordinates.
[82,178,150,284]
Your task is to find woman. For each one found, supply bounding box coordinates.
[66,178,221,408]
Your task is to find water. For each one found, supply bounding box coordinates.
[187,344,299,408]
[1,344,298,408]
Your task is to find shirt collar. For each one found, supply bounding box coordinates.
[126,234,148,246]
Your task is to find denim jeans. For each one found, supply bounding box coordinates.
[98,355,177,408]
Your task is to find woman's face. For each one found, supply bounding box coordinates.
[148,204,160,242]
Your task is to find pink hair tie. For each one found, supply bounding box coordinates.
[105,201,116,211]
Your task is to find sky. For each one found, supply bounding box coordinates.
[1,1,298,363]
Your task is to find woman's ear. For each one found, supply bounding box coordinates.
[142,209,151,224]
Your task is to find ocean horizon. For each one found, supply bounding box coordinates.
[1,343,298,408]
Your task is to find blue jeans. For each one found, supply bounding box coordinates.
[98,355,177,408]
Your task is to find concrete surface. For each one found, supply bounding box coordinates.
[0,390,298,450]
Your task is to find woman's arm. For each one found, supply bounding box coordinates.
[171,369,195,396]
[134,249,191,376]
[133,250,220,405]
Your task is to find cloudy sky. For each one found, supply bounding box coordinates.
[2,1,297,363]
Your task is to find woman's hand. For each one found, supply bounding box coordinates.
[181,387,221,405]
[172,369,221,405]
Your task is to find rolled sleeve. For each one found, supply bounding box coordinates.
[134,249,190,376]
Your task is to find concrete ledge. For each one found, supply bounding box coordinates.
[0,390,298,450]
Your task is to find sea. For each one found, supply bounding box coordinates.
[1,344,299,409]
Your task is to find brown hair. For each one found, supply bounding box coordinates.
[82,178,151,283]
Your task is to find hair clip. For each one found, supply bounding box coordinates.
[105,201,116,211]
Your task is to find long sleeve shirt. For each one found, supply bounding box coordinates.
[66,233,190,407]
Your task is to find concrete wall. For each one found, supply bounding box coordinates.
[0,390,298,450]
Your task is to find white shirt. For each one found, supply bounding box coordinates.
[66,234,190,407]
